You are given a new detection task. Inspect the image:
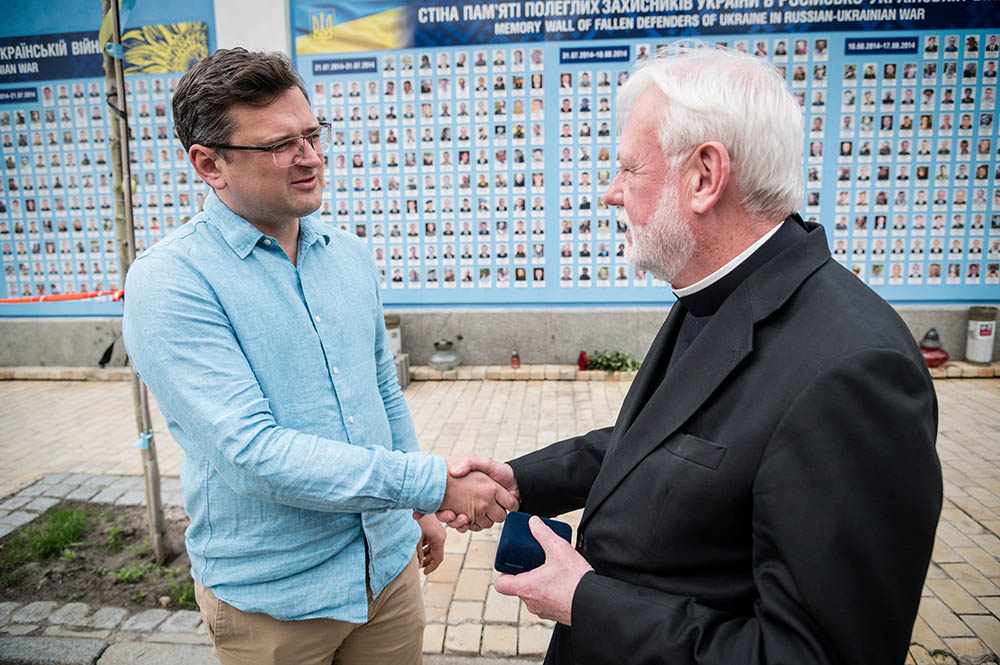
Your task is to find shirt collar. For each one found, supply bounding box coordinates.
[205,190,331,259]
[673,215,806,317]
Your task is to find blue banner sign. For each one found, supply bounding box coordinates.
[0,31,103,83]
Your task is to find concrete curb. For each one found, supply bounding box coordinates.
[0,636,107,665]
[2,362,998,382]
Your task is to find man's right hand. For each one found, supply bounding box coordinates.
[438,455,519,531]
[437,456,520,532]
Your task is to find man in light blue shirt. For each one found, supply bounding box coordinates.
[122,49,515,665]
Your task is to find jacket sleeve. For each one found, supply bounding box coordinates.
[568,348,941,665]
[509,426,614,517]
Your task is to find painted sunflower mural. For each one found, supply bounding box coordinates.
[122,22,208,74]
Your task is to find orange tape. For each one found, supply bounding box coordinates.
[0,289,124,305]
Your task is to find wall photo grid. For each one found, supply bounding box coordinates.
[2,21,999,310]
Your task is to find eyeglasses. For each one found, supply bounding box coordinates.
[207,123,331,167]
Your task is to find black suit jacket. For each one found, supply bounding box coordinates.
[510,223,941,665]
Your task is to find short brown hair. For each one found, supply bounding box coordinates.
[172,48,308,159]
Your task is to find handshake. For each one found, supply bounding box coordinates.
[431,455,520,531]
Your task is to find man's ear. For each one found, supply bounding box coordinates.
[189,145,227,190]
[687,141,730,215]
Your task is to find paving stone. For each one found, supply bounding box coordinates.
[0,511,37,528]
[88,607,127,630]
[1,623,39,635]
[0,636,107,664]
[0,496,31,511]
[424,581,456,609]
[11,601,59,624]
[484,587,520,624]
[447,601,483,625]
[157,610,202,633]
[146,630,212,645]
[940,563,1000,597]
[465,540,497,568]
[955,545,1000,578]
[482,624,518,657]
[444,623,482,655]
[425,603,448,624]
[423,623,446,654]
[453,569,491,601]
[16,484,48,497]
[426,552,463,583]
[518,624,553,657]
[90,489,124,504]
[120,609,170,632]
[443,529,471,554]
[24,497,61,512]
[907,645,939,665]
[107,476,144,492]
[82,475,119,488]
[115,490,146,506]
[941,636,991,665]
[39,483,80,498]
[47,603,90,626]
[42,625,111,640]
[0,525,15,539]
[63,473,93,486]
[65,486,100,502]
[0,602,20,626]
[96,641,218,664]
[919,597,974,637]
[960,615,1000,658]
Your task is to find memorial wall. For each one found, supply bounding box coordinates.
[1,0,997,316]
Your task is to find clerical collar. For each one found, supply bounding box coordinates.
[673,215,807,317]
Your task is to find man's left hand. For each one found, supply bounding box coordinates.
[415,512,446,574]
[493,516,593,626]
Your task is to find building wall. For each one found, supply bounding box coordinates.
[1,306,995,368]
[213,0,290,54]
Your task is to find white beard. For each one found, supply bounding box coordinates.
[620,185,696,284]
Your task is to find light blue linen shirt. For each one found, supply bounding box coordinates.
[122,190,447,622]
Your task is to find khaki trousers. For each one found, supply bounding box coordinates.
[194,556,425,665]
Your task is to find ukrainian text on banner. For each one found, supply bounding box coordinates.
[293,0,997,50]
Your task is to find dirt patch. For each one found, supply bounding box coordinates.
[0,501,195,611]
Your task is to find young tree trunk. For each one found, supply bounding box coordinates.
[101,0,167,563]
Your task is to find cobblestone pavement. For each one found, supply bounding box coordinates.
[1,377,999,664]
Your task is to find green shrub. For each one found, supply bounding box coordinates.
[587,350,641,374]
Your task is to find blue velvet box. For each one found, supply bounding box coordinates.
[494,511,573,574]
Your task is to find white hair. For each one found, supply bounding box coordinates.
[616,42,804,220]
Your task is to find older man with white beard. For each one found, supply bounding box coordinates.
[441,44,941,665]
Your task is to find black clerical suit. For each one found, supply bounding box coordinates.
[509,218,942,665]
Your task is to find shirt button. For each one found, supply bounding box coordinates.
[348,416,355,424]
[314,315,321,323]
[333,367,339,374]
[263,238,271,245]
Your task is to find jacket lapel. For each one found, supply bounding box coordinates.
[580,223,833,529]
[581,284,754,528]
[609,302,687,437]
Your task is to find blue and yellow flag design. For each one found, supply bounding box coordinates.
[294,1,411,53]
